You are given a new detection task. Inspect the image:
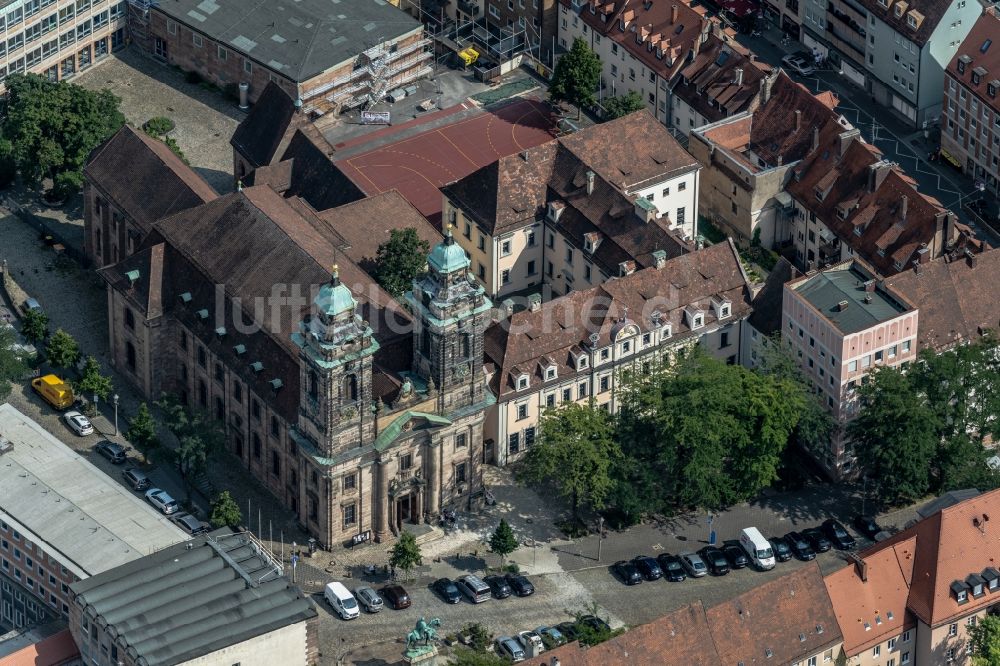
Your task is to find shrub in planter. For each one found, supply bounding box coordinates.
[144,116,175,136]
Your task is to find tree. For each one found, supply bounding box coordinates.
[451,649,507,666]
[755,334,833,452]
[126,402,160,462]
[389,531,422,580]
[372,228,431,297]
[156,394,225,499]
[970,613,1000,666]
[0,74,124,198]
[75,355,112,403]
[45,328,79,369]
[519,402,620,520]
[488,519,519,567]
[0,326,28,401]
[849,366,938,507]
[461,623,493,653]
[209,490,243,529]
[602,91,645,121]
[549,38,602,119]
[20,309,48,344]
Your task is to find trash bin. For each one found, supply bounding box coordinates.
[308,538,318,556]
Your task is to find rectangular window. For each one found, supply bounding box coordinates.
[508,432,520,454]
[501,269,510,285]
[456,462,467,484]
[343,473,357,490]
[217,45,227,60]
[192,33,202,47]
[342,504,356,527]
[501,239,511,256]
[400,454,412,470]
[516,403,527,420]
[676,207,685,225]
[244,59,252,74]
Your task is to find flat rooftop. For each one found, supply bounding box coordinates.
[0,404,186,579]
[157,0,422,82]
[792,265,911,334]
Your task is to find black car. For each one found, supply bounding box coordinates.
[721,541,749,569]
[853,515,883,541]
[769,536,793,562]
[822,519,857,550]
[802,527,833,553]
[698,546,730,576]
[612,560,642,585]
[432,578,461,604]
[505,573,535,597]
[656,554,687,582]
[555,621,581,642]
[95,440,126,464]
[784,531,817,561]
[484,574,512,599]
[631,555,663,581]
[579,614,611,633]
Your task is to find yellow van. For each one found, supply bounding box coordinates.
[31,374,74,410]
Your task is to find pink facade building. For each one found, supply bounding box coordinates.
[782,260,918,477]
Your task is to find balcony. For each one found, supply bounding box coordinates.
[827,23,866,57]
[458,0,480,15]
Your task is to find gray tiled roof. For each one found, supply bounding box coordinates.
[791,264,910,334]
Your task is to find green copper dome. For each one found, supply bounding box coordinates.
[427,227,470,274]
[314,266,355,316]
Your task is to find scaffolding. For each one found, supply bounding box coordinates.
[125,0,156,53]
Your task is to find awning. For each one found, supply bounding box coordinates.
[939,149,962,169]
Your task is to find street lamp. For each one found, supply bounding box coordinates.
[93,393,98,418]
[597,516,605,562]
[112,394,119,436]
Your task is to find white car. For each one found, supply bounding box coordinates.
[145,488,179,515]
[781,54,816,76]
[63,411,94,436]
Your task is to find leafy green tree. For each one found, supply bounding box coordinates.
[209,490,243,529]
[849,366,938,507]
[45,328,79,369]
[75,355,112,402]
[461,623,493,653]
[451,648,507,666]
[0,326,28,401]
[389,531,422,580]
[488,519,519,567]
[372,227,431,297]
[20,309,48,343]
[549,38,602,119]
[126,402,160,462]
[755,334,833,451]
[970,613,1000,666]
[156,394,225,499]
[519,402,620,519]
[1,74,124,198]
[602,90,645,121]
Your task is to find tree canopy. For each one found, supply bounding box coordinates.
[0,74,124,197]
[488,519,519,566]
[209,490,243,529]
[76,355,113,402]
[549,38,602,119]
[126,402,160,462]
[970,613,1000,666]
[46,329,79,369]
[20,309,48,344]
[156,394,225,499]
[372,227,431,297]
[0,326,28,401]
[389,531,422,579]
[602,91,645,121]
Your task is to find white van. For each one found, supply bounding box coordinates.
[324,582,360,620]
[740,527,776,570]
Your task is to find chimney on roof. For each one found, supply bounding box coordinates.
[795,109,802,132]
[294,97,303,114]
[966,248,978,268]
[733,68,743,86]
[653,249,667,268]
[836,300,849,312]
[777,155,783,166]
[865,280,876,293]
[839,128,861,157]
[550,658,562,666]
[900,195,908,222]
[528,293,542,311]
[811,127,819,153]
[850,553,868,582]
[521,150,530,162]
[760,72,775,104]
[500,298,515,318]
[586,170,595,195]
[868,161,892,192]
[671,3,678,23]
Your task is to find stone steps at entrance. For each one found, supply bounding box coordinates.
[401,522,443,547]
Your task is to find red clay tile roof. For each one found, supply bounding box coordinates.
[230,81,305,169]
[672,33,771,124]
[859,488,1000,627]
[946,8,1000,115]
[1,628,80,666]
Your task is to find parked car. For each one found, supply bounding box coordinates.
[721,541,749,569]
[535,626,566,649]
[579,615,611,633]
[822,519,857,550]
[63,410,94,436]
[495,636,525,662]
[505,573,535,597]
[324,582,359,620]
[354,586,383,613]
[631,555,663,581]
[769,536,793,562]
[853,515,883,541]
[781,53,815,76]
[554,621,581,643]
[802,527,833,553]
[170,512,209,535]
[455,574,491,603]
[612,560,642,585]
[380,585,411,609]
[122,467,150,490]
[679,552,708,578]
[145,488,178,515]
[95,440,126,464]
[32,374,73,409]
[698,546,730,576]
[517,630,545,654]
[784,531,817,561]
[484,574,512,599]
[656,554,687,582]
[432,578,461,604]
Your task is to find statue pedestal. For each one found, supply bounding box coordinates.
[403,645,439,665]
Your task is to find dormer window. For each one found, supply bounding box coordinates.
[815,187,826,201]
[952,580,970,604]
[988,82,997,98]
[517,375,529,390]
[967,574,986,598]
[837,205,850,220]
[906,13,916,27]
[660,323,672,340]
[972,71,982,86]
[854,224,867,237]
[196,309,209,320]
[893,3,903,17]
[983,567,1000,591]
[712,297,732,320]
[577,356,589,370]
[545,367,557,380]
[685,306,705,329]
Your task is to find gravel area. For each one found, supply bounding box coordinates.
[76,47,243,194]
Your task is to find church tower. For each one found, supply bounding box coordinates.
[292,266,378,455]
[406,227,492,412]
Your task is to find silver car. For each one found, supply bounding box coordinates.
[170,512,209,535]
[354,586,383,613]
[495,636,525,662]
[680,552,708,578]
[145,488,179,515]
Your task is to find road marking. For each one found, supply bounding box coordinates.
[651,543,663,552]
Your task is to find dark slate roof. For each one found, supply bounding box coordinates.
[852,0,951,46]
[274,127,365,211]
[672,34,771,124]
[85,125,218,233]
[747,256,795,336]
[155,0,422,82]
[230,81,303,169]
[70,530,316,666]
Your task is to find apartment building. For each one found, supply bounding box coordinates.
[782,260,918,476]
[799,0,980,127]
[0,0,125,82]
[441,110,700,301]
[140,0,432,115]
[826,488,1000,666]
[484,240,752,466]
[689,70,851,248]
[940,7,1000,194]
[0,403,186,631]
